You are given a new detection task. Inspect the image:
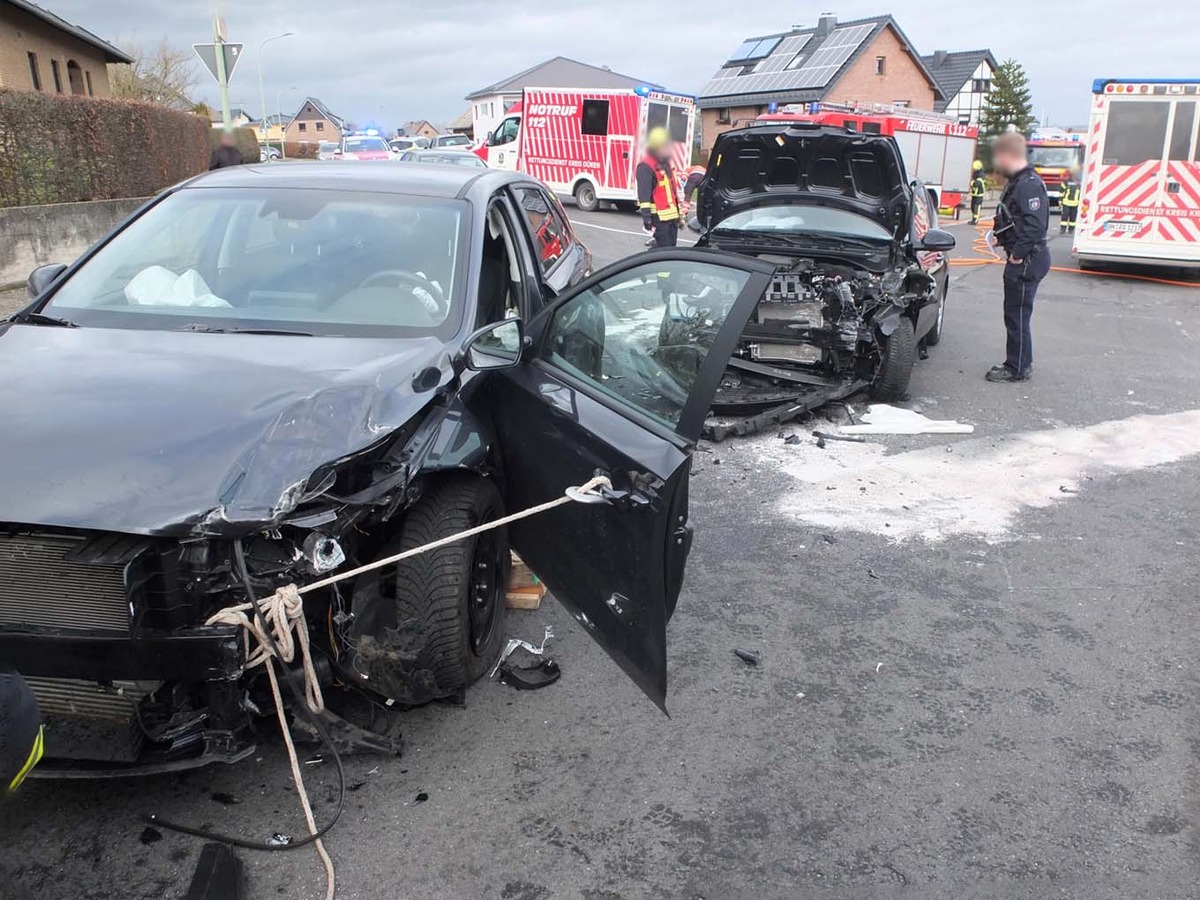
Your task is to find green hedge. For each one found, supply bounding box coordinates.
[0,89,209,208]
[208,126,259,163]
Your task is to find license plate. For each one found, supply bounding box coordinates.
[1104,220,1144,233]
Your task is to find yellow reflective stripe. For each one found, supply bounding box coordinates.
[638,201,653,209]
[8,725,44,792]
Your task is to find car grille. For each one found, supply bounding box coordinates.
[25,676,149,763]
[0,533,131,632]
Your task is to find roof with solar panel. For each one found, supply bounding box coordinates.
[698,14,943,108]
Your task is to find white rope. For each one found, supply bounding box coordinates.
[205,475,613,900]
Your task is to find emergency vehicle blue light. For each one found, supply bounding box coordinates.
[634,84,651,96]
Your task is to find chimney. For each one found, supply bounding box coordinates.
[816,13,837,36]
[933,50,948,67]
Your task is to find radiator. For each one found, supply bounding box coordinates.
[0,533,131,632]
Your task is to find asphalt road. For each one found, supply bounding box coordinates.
[3,209,1200,900]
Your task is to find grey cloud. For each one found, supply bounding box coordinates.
[51,0,1195,129]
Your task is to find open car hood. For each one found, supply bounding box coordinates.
[698,124,910,233]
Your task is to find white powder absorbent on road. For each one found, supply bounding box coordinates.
[754,409,1200,542]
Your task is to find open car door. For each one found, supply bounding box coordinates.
[484,249,774,710]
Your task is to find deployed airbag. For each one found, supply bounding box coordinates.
[125,267,231,308]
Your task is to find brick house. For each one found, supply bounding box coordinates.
[284,96,344,146]
[399,119,439,140]
[0,0,131,98]
[697,14,944,158]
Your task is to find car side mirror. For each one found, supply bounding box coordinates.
[916,228,956,252]
[462,318,523,371]
[27,262,67,299]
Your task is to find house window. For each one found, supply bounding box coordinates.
[717,108,731,125]
[316,121,324,131]
[51,59,63,93]
[66,60,84,95]
[875,56,887,76]
[27,52,41,90]
[893,100,910,108]
[85,70,93,96]
[972,78,991,93]
[298,122,307,133]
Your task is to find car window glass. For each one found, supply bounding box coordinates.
[494,117,519,145]
[513,187,572,273]
[477,204,524,326]
[1169,101,1195,161]
[543,260,751,428]
[46,188,466,337]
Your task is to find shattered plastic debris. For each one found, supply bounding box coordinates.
[489,627,554,678]
[498,658,563,690]
[267,833,293,847]
[733,648,762,666]
[840,404,974,435]
[413,792,429,804]
[813,430,866,445]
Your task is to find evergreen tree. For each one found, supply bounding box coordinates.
[980,59,1036,137]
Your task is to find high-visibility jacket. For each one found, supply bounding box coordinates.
[1061,183,1081,207]
[970,175,987,199]
[636,154,681,222]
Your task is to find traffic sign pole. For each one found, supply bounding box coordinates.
[214,14,232,130]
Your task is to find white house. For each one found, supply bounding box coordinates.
[464,56,659,142]
[921,49,998,126]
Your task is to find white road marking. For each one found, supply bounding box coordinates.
[569,218,697,246]
[734,409,1200,542]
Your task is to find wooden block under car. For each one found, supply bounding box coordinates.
[506,552,546,609]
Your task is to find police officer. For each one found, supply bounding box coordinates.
[970,160,987,226]
[637,126,682,248]
[1060,169,1082,234]
[987,131,1050,383]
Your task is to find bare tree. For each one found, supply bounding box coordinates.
[108,38,201,110]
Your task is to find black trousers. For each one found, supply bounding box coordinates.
[971,196,984,222]
[653,220,679,248]
[1002,250,1051,374]
[1061,205,1078,228]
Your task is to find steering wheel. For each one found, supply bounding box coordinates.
[358,269,448,319]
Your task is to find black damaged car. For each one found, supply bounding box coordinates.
[691,123,956,439]
[0,162,784,773]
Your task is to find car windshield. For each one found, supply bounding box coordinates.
[319,141,338,152]
[1028,146,1081,167]
[713,205,892,241]
[344,137,388,153]
[437,135,470,147]
[43,188,467,337]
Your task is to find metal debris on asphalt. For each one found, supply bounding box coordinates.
[498,658,562,690]
[813,431,867,444]
[733,648,762,666]
[489,626,555,678]
[266,833,292,847]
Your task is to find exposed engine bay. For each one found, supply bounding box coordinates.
[700,255,938,440]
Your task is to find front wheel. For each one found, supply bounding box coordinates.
[870,317,916,401]
[348,476,509,705]
[574,181,599,213]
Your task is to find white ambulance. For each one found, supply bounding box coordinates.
[474,87,695,212]
[1074,78,1200,268]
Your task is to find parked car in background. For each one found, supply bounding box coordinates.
[430,133,472,149]
[689,123,955,439]
[317,140,339,161]
[259,145,281,162]
[340,134,392,161]
[389,136,430,153]
[400,149,488,169]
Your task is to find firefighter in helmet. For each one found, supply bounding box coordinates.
[1060,168,1082,234]
[637,126,682,248]
[970,159,987,226]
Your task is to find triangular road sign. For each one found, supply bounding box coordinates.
[193,42,243,83]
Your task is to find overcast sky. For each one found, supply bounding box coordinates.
[57,0,1192,129]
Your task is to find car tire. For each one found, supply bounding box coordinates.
[349,476,508,705]
[574,182,599,213]
[924,285,946,346]
[870,317,916,401]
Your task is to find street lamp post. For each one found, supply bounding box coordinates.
[257,32,293,161]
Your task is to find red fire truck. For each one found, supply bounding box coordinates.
[1027,134,1086,206]
[756,102,979,213]
[475,87,695,212]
